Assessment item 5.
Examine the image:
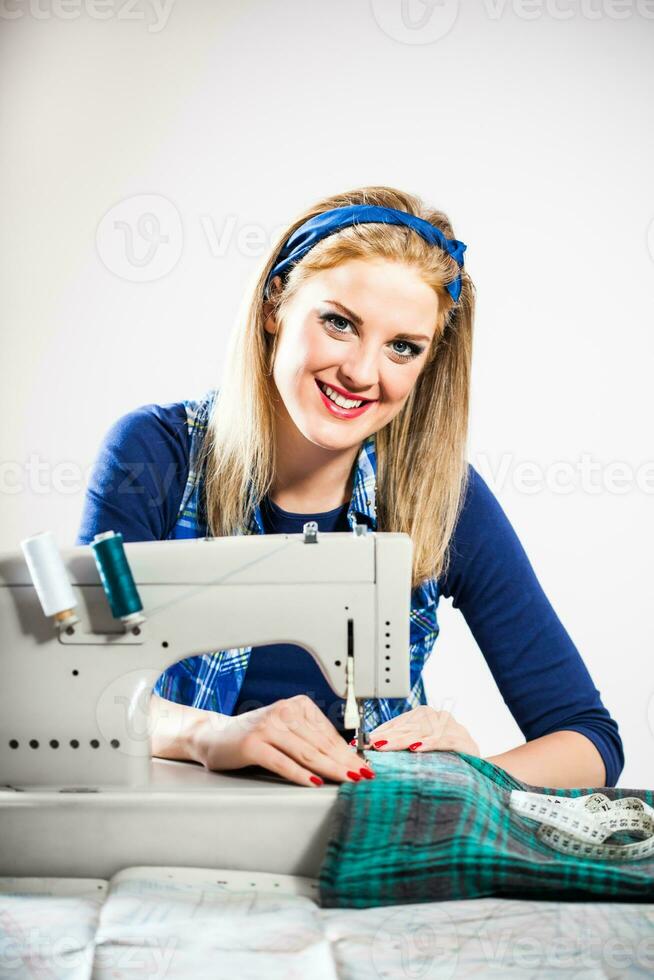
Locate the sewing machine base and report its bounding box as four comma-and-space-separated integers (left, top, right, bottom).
0, 757, 338, 879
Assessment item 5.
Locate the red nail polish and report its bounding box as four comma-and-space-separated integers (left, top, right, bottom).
408, 742, 423, 751
359, 767, 375, 779
349, 738, 356, 746
373, 740, 388, 748
310, 775, 323, 786
346, 770, 361, 782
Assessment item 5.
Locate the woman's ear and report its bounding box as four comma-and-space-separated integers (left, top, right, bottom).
263, 307, 277, 336
263, 275, 283, 335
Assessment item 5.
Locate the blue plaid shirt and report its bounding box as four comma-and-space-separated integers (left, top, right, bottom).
153, 387, 438, 733
76, 386, 623, 781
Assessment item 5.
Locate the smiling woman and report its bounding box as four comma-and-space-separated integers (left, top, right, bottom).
75, 185, 623, 792
262, 257, 444, 452
251, 202, 468, 543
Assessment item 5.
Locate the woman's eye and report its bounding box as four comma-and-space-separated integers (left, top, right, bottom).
319, 313, 423, 362
321, 313, 351, 332
391, 340, 421, 360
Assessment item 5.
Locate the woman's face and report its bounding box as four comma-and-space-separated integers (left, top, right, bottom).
264, 258, 441, 451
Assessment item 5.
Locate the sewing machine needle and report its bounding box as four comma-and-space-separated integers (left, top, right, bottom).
355, 701, 368, 758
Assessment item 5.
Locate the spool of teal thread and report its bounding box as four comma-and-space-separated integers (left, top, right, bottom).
91, 530, 144, 625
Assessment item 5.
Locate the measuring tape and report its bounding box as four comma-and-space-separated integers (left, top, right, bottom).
510, 790, 654, 862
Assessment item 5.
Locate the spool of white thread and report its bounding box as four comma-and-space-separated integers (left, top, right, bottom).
21, 530, 79, 628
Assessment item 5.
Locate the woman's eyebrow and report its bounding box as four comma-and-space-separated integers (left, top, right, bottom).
321, 299, 432, 343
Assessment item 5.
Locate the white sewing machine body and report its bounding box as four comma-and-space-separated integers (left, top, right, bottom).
0, 528, 412, 878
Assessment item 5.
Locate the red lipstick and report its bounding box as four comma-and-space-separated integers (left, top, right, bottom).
319, 380, 376, 403
315, 379, 377, 420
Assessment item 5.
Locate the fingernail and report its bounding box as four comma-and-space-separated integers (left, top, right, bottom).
349, 738, 356, 746
310, 775, 323, 786
373, 740, 388, 748
359, 767, 375, 779
408, 742, 423, 751
346, 770, 362, 782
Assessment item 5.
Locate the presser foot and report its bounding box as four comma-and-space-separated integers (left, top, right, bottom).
354, 700, 370, 757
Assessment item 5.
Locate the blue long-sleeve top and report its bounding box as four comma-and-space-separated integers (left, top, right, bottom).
75, 399, 624, 785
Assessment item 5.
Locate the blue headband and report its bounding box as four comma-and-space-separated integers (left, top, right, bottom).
265, 204, 467, 303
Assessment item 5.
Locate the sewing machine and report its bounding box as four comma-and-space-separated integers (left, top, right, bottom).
0, 525, 412, 879
3, 528, 651, 976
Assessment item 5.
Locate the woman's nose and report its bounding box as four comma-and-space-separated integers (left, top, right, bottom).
338, 354, 379, 393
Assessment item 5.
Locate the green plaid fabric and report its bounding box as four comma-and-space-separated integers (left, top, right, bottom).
318, 751, 654, 908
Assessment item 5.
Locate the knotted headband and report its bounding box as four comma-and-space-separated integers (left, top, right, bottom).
265, 204, 467, 303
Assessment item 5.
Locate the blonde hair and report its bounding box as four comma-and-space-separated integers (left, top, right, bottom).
199, 186, 475, 591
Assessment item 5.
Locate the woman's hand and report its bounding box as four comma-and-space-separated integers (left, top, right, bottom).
189, 694, 375, 788
364, 705, 480, 756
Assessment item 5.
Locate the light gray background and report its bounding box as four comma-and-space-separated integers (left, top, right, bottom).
1, 0, 652, 786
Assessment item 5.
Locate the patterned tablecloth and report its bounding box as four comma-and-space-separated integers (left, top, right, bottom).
2, 866, 654, 979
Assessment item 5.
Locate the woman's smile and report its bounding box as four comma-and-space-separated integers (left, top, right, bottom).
315, 378, 377, 419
